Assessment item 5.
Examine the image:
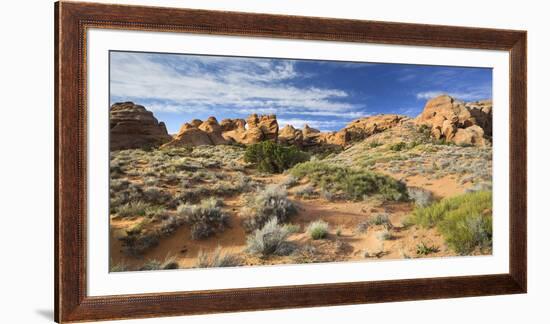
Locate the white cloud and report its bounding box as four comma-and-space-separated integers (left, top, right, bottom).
110, 52, 364, 118
277, 118, 348, 132
397, 107, 422, 116
416, 88, 491, 101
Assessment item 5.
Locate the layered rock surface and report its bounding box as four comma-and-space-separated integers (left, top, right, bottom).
110, 102, 172, 150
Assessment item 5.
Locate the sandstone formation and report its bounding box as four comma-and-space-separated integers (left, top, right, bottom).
415, 95, 492, 146
278, 124, 304, 146
163, 117, 229, 147
110, 102, 172, 150
155, 94, 492, 149
244, 114, 279, 144
198, 117, 227, 145
344, 114, 408, 143
252, 114, 405, 149
167, 114, 279, 147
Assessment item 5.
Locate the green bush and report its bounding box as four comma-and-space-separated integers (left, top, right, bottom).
416, 242, 440, 255
368, 141, 382, 148
389, 142, 407, 151
244, 141, 309, 173
409, 191, 492, 254
306, 220, 329, 240
290, 161, 408, 201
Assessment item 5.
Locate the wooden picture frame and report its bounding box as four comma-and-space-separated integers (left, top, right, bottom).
55, 1, 527, 322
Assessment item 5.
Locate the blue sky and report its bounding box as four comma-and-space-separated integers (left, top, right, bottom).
110, 51, 492, 134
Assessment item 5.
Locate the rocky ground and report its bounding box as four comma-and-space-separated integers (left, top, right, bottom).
109, 95, 493, 272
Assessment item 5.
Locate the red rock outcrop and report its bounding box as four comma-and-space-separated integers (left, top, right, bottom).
241, 114, 279, 144
415, 95, 492, 146
279, 124, 350, 148
163, 117, 229, 147
109, 102, 172, 150
278, 124, 304, 146
168, 114, 280, 147
220, 118, 246, 132
344, 114, 408, 143
198, 117, 227, 145
317, 129, 350, 147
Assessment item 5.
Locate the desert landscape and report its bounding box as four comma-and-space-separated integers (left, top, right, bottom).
109, 94, 493, 272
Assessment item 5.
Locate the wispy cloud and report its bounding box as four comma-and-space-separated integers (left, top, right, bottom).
110, 52, 364, 118
110, 52, 492, 133
277, 118, 348, 132
416, 89, 491, 101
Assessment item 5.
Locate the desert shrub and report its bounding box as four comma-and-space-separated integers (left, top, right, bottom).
417, 124, 431, 138
306, 220, 329, 240
177, 198, 229, 240
409, 191, 492, 254
389, 142, 407, 152
244, 141, 309, 173
142, 187, 172, 204
355, 220, 370, 234
234, 173, 254, 191
195, 247, 242, 268
281, 175, 298, 188
144, 205, 168, 220
212, 181, 237, 195
295, 184, 316, 199
159, 215, 185, 236
440, 210, 492, 254
246, 218, 294, 257
110, 261, 128, 272
377, 229, 394, 241
160, 255, 180, 270
139, 255, 179, 271
241, 185, 297, 232
369, 141, 382, 148
110, 182, 145, 208
143, 177, 159, 186
283, 223, 301, 234
407, 187, 435, 207
407, 140, 421, 149
115, 201, 150, 218
139, 260, 162, 271
125, 218, 151, 236
370, 213, 393, 229
110, 178, 130, 191
416, 242, 440, 255
290, 244, 320, 263
465, 182, 493, 193
290, 161, 407, 201
119, 230, 160, 256
320, 188, 335, 201
110, 163, 125, 178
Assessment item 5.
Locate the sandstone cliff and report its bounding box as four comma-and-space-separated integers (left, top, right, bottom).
110, 102, 172, 150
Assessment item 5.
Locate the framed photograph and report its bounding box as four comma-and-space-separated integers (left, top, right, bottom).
55, 1, 527, 322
